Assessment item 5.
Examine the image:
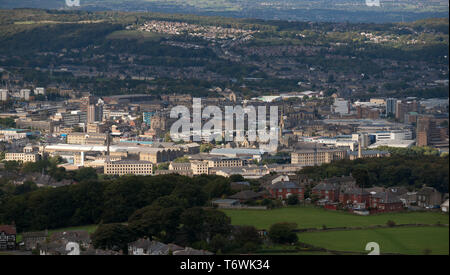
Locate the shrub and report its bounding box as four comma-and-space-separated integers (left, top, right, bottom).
268, 222, 298, 244
386, 220, 396, 227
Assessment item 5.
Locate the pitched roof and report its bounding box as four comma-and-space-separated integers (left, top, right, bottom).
22, 231, 48, 239
342, 188, 370, 195
371, 192, 402, 203
268, 181, 302, 190
313, 182, 339, 191
0, 225, 16, 235
50, 231, 90, 243
172, 247, 213, 255
229, 190, 261, 200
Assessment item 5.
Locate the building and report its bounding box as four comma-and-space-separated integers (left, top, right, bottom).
416, 187, 442, 208
34, 87, 45, 95
139, 148, 183, 163
267, 181, 304, 200
291, 148, 347, 166
212, 199, 241, 208
86, 123, 107, 134
416, 116, 447, 147
5, 152, 40, 163
67, 133, 107, 145
348, 149, 391, 160
229, 190, 262, 203
128, 239, 172, 255
168, 162, 191, 172
22, 230, 48, 250
312, 182, 340, 202
0, 225, 16, 250
369, 192, 403, 213
386, 98, 397, 116
207, 157, 244, 168
333, 98, 350, 115
441, 199, 449, 213
339, 188, 371, 209
0, 89, 8, 101
128, 239, 212, 255
19, 89, 31, 100
15, 120, 55, 133
143, 111, 155, 127
61, 111, 87, 126
104, 160, 153, 176
191, 160, 209, 175
87, 104, 103, 123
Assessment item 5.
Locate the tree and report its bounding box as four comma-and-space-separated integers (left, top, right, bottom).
12, 180, 37, 195
128, 204, 181, 242
180, 208, 232, 244
287, 195, 299, 205
73, 167, 98, 182
91, 223, 135, 254
268, 222, 298, 244
229, 174, 245, 182
233, 226, 262, 252
200, 143, 214, 153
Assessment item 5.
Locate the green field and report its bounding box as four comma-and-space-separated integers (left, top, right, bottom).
298, 226, 449, 255
222, 207, 449, 230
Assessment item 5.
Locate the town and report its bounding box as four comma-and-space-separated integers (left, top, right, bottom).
0, 8, 448, 256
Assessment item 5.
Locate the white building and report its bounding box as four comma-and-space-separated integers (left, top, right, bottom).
333, 98, 349, 115
34, 87, 45, 95
0, 89, 8, 101
20, 89, 31, 100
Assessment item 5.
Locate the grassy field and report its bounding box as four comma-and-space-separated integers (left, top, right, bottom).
298, 226, 449, 255
222, 206, 449, 230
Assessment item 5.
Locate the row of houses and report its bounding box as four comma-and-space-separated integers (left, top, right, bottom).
212, 173, 448, 214
0, 226, 213, 255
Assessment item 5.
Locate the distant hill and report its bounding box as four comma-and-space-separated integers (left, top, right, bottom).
0, 0, 448, 23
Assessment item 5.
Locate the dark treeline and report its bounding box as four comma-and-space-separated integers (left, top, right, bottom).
0, 173, 270, 253
0, 174, 233, 233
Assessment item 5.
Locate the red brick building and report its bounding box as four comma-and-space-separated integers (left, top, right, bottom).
339, 188, 371, 208
312, 182, 340, 202
267, 181, 304, 200
370, 192, 404, 212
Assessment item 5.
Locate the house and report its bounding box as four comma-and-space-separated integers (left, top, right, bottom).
128, 239, 171, 255
271, 175, 290, 185
417, 187, 443, 208
212, 199, 240, 208
399, 191, 417, 207
39, 241, 70, 255
312, 182, 340, 202
339, 188, 370, 208
267, 181, 304, 200
229, 190, 262, 203
172, 247, 214, 255
49, 231, 91, 249
441, 199, 449, 213
323, 175, 356, 188
0, 225, 16, 250
230, 181, 250, 191
370, 192, 404, 213
22, 230, 48, 250
128, 239, 211, 255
